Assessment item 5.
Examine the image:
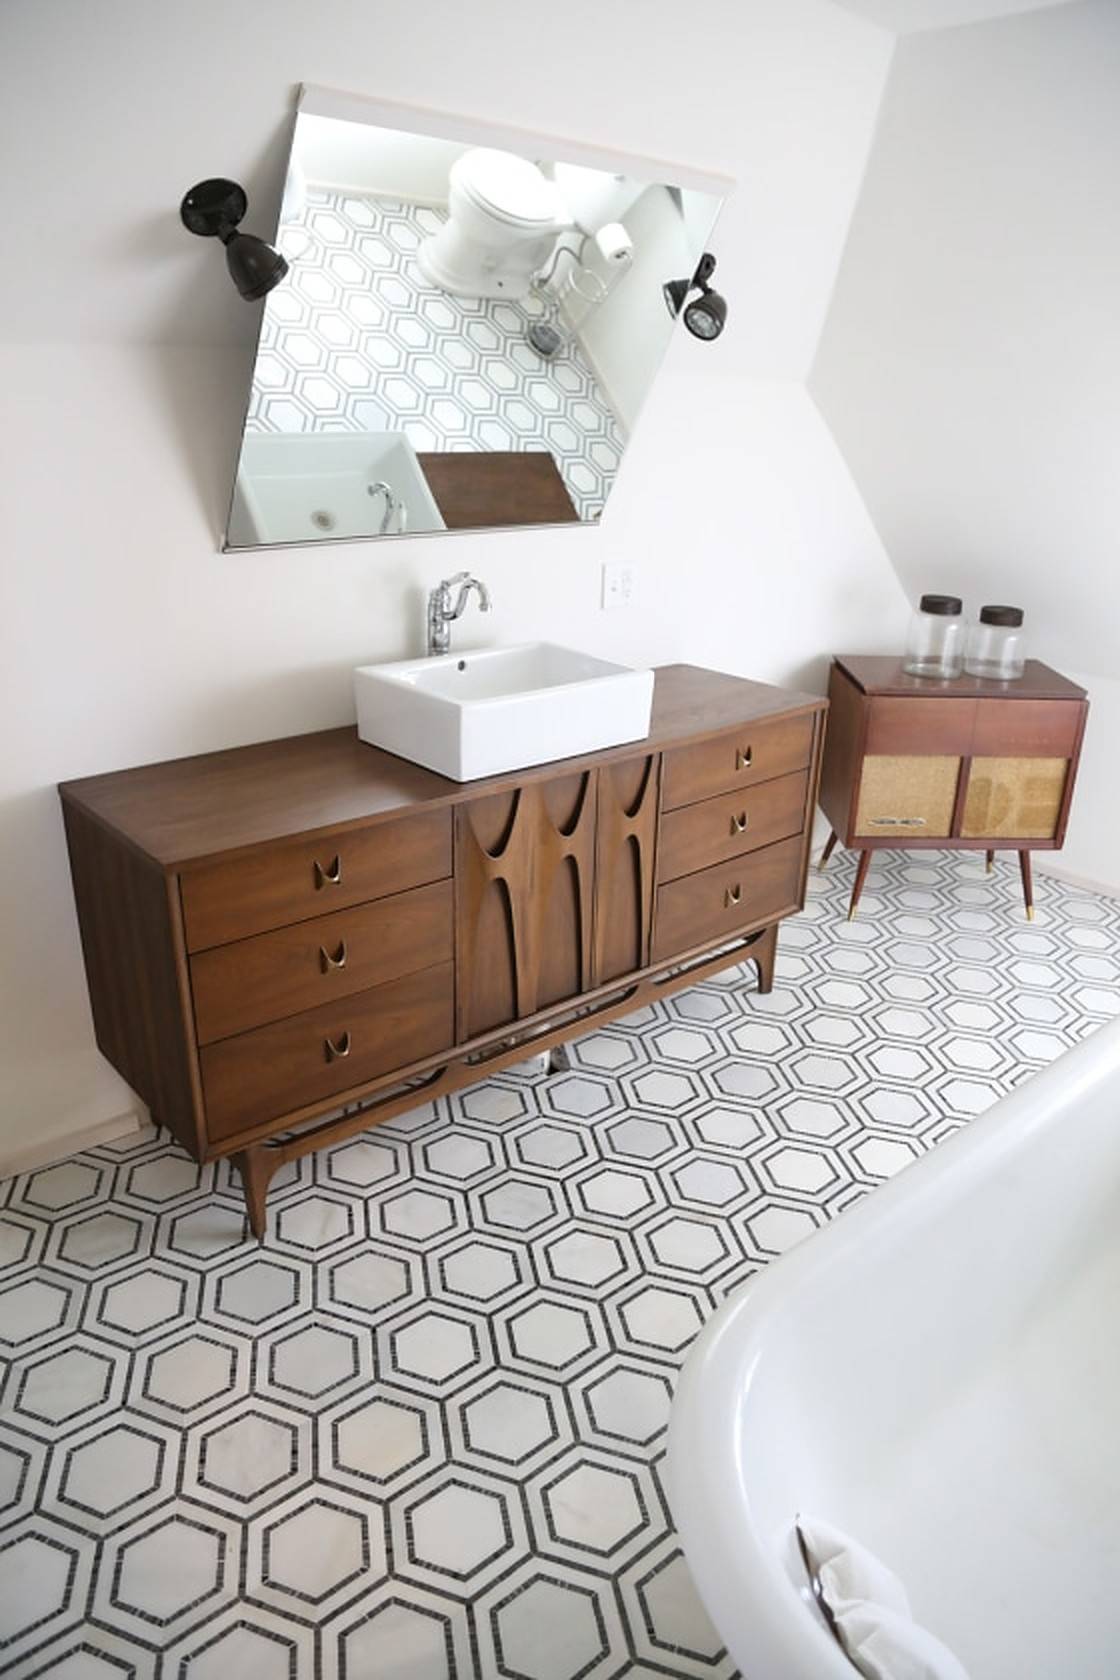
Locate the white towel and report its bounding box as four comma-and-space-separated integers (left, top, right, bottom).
797, 1516, 970, 1680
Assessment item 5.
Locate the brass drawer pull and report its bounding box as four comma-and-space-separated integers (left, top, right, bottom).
730, 811, 749, 835
725, 883, 742, 907
736, 747, 753, 771
314, 854, 343, 889
319, 939, 348, 973
869, 816, 928, 828
324, 1030, 352, 1062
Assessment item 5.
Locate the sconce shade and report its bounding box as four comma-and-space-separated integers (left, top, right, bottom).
179, 177, 288, 301
684, 287, 727, 341
224, 232, 289, 301
662, 251, 727, 341
662, 276, 691, 317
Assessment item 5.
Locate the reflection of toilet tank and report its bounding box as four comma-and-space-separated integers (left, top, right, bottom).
418, 148, 570, 299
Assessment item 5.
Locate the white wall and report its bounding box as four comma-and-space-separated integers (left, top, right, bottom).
811, 0, 1120, 887
1043, 672, 1120, 893
577, 185, 719, 437
811, 0, 1120, 685
0, 0, 906, 1167
292, 113, 463, 204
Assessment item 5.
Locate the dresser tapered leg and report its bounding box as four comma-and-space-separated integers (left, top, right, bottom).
819, 830, 839, 871
848, 851, 872, 920
985, 849, 995, 873
234, 1145, 276, 1241
750, 923, 779, 994
1018, 850, 1034, 921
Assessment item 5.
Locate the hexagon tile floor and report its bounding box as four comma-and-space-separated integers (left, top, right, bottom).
2, 850, 1118, 1677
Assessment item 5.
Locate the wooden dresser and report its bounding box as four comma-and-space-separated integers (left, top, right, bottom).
818, 656, 1088, 919
60, 665, 826, 1235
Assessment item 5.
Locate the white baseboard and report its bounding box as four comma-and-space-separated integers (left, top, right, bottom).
0, 1109, 145, 1181
1032, 857, 1120, 900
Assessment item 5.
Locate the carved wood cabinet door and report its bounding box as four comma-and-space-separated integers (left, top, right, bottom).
592, 753, 660, 986
454, 769, 599, 1041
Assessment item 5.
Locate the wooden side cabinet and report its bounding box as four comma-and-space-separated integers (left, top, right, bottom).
818, 656, 1088, 919
60, 665, 826, 1237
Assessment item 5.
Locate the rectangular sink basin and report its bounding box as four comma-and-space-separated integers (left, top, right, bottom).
354, 643, 655, 782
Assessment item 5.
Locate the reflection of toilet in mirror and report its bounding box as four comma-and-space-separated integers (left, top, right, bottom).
418, 148, 570, 298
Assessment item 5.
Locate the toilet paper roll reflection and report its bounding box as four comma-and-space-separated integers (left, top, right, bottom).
593, 222, 634, 265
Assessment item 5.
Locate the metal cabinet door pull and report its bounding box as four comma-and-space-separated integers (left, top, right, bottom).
725, 884, 742, 907
736, 747, 753, 771
869, 816, 927, 828
314, 855, 343, 888
319, 940, 348, 973
324, 1031, 352, 1062
730, 811, 749, 834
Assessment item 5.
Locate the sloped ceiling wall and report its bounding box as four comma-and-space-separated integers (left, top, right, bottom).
811, 0, 1120, 680
832, 0, 1084, 33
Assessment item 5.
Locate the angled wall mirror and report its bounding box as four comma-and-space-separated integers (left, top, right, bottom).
225, 85, 730, 550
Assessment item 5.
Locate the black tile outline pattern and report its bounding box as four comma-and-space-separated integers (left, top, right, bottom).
0, 852, 1118, 1674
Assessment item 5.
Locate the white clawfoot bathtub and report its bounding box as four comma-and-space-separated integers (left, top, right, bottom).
668, 1015, 1120, 1679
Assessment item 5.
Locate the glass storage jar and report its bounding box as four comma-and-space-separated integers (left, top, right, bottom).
965, 604, 1025, 680
903, 593, 965, 679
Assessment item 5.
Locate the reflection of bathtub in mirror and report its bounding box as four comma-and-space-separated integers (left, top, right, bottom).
227, 432, 445, 548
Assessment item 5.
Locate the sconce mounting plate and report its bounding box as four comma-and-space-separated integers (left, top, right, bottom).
180, 179, 249, 239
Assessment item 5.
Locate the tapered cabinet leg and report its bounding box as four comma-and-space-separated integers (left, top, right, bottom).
234, 1145, 277, 1241
985, 849, 995, 873
1018, 850, 1034, 921
819, 830, 839, 871
750, 923, 779, 994
848, 851, 872, 921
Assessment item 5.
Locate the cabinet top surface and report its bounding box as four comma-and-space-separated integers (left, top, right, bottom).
60, 663, 824, 870
835, 655, 1086, 702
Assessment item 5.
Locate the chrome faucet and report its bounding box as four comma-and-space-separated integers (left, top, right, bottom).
366, 479, 407, 536
427, 572, 492, 656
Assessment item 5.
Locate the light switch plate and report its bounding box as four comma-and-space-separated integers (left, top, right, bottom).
601, 562, 635, 611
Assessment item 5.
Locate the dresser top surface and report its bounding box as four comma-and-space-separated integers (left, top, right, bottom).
835, 656, 1086, 702
60, 663, 824, 869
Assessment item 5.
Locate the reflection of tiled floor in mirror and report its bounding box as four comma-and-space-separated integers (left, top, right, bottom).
2, 850, 1118, 1677
245, 188, 624, 520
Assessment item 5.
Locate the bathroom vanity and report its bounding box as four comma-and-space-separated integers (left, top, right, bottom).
60, 665, 825, 1235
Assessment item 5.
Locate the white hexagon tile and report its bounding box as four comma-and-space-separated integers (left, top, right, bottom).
245, 191, 624, 520
1, 850, 1119, 1675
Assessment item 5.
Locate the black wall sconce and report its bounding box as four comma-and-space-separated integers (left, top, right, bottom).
179, 178, 288, 301
663, 251, 728, 341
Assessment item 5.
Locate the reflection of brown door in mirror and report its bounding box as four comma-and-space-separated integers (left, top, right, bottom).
593, 755, 660, 986
455, 772, 597, 1041
419, 451, 581, 529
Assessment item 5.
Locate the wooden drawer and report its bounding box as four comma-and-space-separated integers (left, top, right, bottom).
661, 714, 813, 812
180, 808, 452, 951
652, 835, 803, 963
200, 962, 454, 1142
865, 697, 975, 756
190, 879, 452, 1045
971, 699, 1082, 758
657, 769, 809, 884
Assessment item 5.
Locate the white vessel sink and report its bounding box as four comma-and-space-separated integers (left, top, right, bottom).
354, 643, 655, 782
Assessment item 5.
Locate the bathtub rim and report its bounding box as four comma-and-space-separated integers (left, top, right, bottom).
667, 1013, 1120, 1680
